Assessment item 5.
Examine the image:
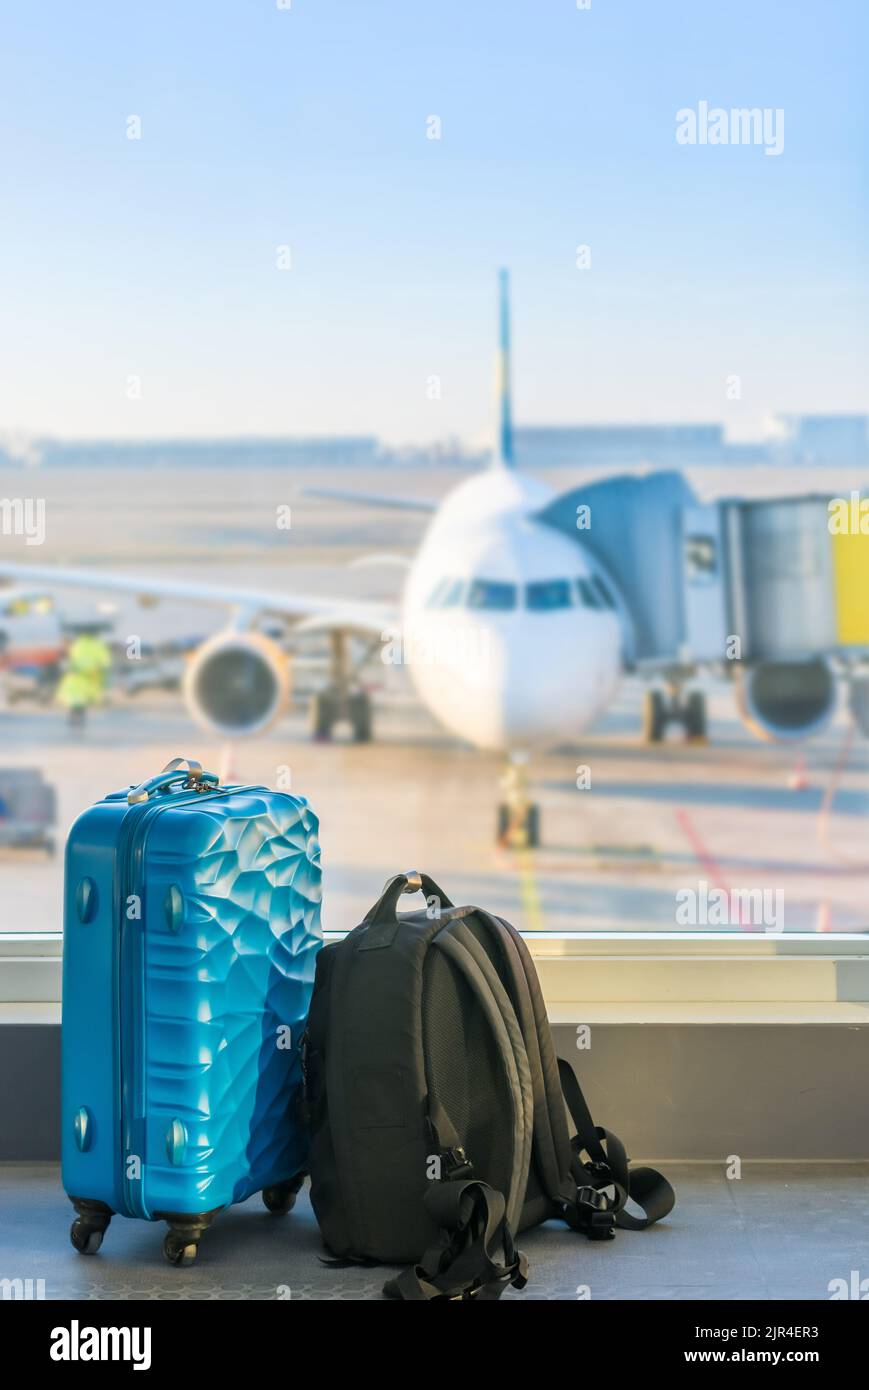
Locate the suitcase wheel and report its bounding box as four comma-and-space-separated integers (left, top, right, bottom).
163, 1231, 198, 1267
70, 1218, 106, 1256
262, 1173, 305, 1215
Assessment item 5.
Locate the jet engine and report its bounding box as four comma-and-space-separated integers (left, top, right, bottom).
736, 658, 837, 742
184, 631, 290, 736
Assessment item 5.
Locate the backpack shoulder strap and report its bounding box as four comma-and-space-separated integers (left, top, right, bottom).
475, 911, 676, 1238
557, 1057, 676, 1234
382, 912, 534, 1300
476, 912, 575, 1205
435, 921, 535, 1235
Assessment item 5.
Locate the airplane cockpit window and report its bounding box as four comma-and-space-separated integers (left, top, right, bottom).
578, 576, 617, 611
425, 578, 451, 608
526, 579, 573, 611
577, 578, 602, 610
467, 579, 518, 611
440, 579, 466, 608
426, 578, 467, 609
591, 576, 616, 610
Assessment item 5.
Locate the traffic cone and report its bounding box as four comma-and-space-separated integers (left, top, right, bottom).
788, 754, 809, 791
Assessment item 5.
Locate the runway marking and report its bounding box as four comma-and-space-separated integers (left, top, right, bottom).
674, 807, 754, 932
516, 847, 545, 931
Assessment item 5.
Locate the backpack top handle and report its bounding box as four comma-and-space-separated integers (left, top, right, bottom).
363, 871, 455, 927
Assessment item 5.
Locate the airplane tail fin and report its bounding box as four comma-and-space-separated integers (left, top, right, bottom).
493, 267, 515, 469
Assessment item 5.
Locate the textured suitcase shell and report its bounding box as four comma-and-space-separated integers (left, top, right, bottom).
61, 778, 321, 1253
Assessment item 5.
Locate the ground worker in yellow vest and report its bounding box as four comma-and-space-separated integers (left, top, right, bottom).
56, 629, 112, 729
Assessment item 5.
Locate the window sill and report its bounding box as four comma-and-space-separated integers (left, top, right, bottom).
546, 1000, 869, 1026
2, 931, 868, 1010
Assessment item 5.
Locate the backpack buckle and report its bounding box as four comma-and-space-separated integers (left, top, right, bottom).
442, 1146, 474, 1181
569, 1186, 616, 1241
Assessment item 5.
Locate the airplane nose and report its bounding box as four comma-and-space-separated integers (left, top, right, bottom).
498, 628, 618, 749
405, 609, 620, 755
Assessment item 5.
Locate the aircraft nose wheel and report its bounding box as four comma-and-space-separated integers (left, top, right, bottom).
497, 759, 540, 848
497, 802, 540, 849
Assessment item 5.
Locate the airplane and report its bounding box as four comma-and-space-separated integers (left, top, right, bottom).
1, 271, 867, 845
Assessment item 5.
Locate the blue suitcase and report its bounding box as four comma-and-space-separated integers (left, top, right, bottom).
61, 757, 322, 1265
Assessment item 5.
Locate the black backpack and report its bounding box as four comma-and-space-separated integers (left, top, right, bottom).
304, 872, 675, 1300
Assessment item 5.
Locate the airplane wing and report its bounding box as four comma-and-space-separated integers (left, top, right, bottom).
0, 562, 398, 639
302, 487, 437, 513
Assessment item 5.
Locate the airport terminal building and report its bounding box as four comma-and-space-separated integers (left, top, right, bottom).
2, 413, 867, 474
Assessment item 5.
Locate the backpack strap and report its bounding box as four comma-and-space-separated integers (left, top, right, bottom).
435, 923, 535, 1235
557, 1057, 675, 1236
474, 911, 575, 1209
383, 915, 535, 1300
382, 1178, 529, 1301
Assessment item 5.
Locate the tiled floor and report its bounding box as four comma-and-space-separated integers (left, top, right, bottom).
2, 1163, 868, 1301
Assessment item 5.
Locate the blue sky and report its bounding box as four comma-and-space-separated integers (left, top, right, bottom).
0, 0, 865, 444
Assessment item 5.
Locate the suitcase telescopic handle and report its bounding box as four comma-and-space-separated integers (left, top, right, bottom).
127, 757, 219, 805
364, 871, 455, 925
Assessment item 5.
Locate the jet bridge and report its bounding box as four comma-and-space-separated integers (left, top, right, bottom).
538, 473, 869, 740
537, 472, 695, 666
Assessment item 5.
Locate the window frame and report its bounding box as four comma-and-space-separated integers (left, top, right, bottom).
3, 928, 868, 1013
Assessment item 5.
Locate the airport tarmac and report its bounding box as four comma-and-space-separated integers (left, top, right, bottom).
2, 672, 868, 936
2, 461, 868, 937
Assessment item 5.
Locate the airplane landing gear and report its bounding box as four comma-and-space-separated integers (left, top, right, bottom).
497, 757, 540, 848
309, 632, 373, 743
310, 687, 372, 743
643, 685, 707, 744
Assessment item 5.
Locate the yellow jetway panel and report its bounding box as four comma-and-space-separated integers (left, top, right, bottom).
831, 521, 869, 646
722, 495, 869, 661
